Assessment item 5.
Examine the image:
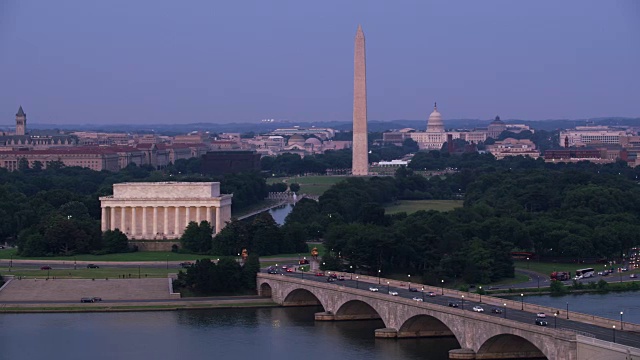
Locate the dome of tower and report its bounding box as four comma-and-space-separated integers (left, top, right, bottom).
426, 103, 445, 132
490, 115, 505, 125
288, 134, 305, 146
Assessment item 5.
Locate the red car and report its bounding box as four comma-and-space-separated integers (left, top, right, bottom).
315, 272, 324, 277
40, 266, 52, 270
286, 268, 294, 273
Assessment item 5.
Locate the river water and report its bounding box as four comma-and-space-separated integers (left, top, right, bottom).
2, 291, 639, 359
268, 203, 294, 225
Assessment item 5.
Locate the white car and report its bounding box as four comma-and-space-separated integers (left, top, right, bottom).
388, 291, 399, 296
472, 306, 484, 312
412, 297, 423, 302
369, 287, 379, 292
536, 312, 546, 318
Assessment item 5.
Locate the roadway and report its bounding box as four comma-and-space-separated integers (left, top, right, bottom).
269, 270, 640, 349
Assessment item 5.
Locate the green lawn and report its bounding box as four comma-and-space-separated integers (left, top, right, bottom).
514, 260, 631, 277
384, 200, 463, 214
268, 175, 348, 196
0, 267, 175, 278
0, 248, 206, 262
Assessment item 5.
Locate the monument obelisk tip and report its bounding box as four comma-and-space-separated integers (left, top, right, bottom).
352, 24, 368, 176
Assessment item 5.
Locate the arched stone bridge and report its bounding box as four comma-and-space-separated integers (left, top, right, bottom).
258, 274, 640, 360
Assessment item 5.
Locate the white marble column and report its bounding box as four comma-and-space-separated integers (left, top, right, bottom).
196, 207, 201, 224
215, 206, 222, 233
185, 206, 191, 227
153, 207, 158, 237
120, 207, 126, 233
142, 207, 148, 237
132, 207, 137, 236
110, 207, 116, 230
174, 207, 180, 235
164, 206, 169, 236
101, 207, 107, 231
206, 206, 212, 224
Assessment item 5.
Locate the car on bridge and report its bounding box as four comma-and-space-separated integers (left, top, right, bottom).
87, 264, 100, 269
327, 277, 336, 283
369, 287, 379, 292
267, 267, 279, 274
92, 297, 102, 302
412, 297, 423, 302
448, 302, 459, 308
388, 291, 399, 296
491, 308, 503, 314
535, 318, 548, 326
315, 272, 324, 277
338, 275, 345, 281
631, 274, 638, 279
179, 262, 193, 268
40, 266, 51, 270
286, 268, 294, 273
427, 291, 436, 297
80, 298, 94, 303
536, 312, 546, 318
408, 287, 418, 292
472, 306, 484, 312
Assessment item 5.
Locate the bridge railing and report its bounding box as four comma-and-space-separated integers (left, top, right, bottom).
321, 272, 640, 333
577, 335, 640, 356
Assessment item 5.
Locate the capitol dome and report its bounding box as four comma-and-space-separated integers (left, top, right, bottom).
426, 102, 444, 133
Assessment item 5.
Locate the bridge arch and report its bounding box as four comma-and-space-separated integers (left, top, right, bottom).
476, 333, 547, 359
334, 299, 384, 323
259, 283, 272, 297
282, 288, 324, 308
398, 314, 458, 340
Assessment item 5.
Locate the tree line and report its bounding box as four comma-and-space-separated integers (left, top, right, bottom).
282, 155, 640, 285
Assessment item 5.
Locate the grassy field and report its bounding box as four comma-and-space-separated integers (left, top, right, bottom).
268, 175, 348, 196
384, 200, 463, 214
0, 248, 206, 261
514, 260, 638, 277
0, 267, 175, 278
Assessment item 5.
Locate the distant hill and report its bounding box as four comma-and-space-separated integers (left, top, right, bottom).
11, 117, 640, 135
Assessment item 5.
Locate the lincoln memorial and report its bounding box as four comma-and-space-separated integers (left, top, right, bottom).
99, 182, 233, 243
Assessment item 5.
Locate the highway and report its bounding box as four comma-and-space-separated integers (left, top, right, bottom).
270, 270, 640, 349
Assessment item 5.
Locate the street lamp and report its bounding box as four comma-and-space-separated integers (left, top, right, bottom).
620, 311, 624, 330
9, 254, 12, 272
350, 265, 353, 279
301, 266, 304, 279
520, 293, 524, 310
526, 257, 530, 269
503, 303, 507, 319
566, 302, 569, 319
421, 286, 425, 301
461, 295, 465, 310
554, 313, 557, 328
138, 265, 141, 279
613, 325, 616, 343
356, 276, 359, 289
441, 279, 444, 295
378, 269, 381, 284
478, 286, 482, 303
407, 274, 411, 288
387, 281, 390, 293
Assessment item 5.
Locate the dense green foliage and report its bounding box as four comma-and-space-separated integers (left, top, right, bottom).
212, 212, 308, 256
0, 164, 267, 256
283, 155, 640, 284
180, 221, 214, 253
173, 255, 260, 295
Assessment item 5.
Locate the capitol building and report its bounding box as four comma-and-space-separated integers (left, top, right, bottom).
384, 103, 488, 150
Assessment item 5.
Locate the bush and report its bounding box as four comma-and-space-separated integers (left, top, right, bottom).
596, 279, 609, 291
550, 280, 567, 295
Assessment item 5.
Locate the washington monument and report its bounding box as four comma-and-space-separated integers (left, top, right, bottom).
352, 25, 368, 176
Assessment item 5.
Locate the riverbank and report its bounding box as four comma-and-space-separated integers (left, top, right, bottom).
0, 298, 277, 314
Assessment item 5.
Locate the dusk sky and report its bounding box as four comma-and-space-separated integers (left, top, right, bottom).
1, 1, 639, 125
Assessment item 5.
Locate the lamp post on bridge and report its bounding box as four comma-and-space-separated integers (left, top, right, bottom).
378, 269, 381, 284
356, 276, 359, 289
503, 303, 507, 319
386, 281, 390, 294
620, 311, 624, 330
478, 286, 482, 303
421, 286, 425, 301
407, 274, 411, 288
613, 325, 616, 343
520, 293, 524, 310
461, 295, 465, 310
441, 279, 444, 295
554, 313, 557, 328
566, 302, 569, 319
350, 266, 353, 279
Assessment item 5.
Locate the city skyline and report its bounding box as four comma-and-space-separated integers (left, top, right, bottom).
1, 1, 639, 125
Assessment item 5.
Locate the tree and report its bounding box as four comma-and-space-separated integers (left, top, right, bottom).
241, 253, 261, 290
180, 221, 213, 253
289, 183, 301, 193
102, 229, 129, 253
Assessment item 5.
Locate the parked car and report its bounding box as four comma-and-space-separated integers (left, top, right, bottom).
87, 264, 99, 269
631, 274, 638, 279
327, 277, 336, 282
369, 287, 379, 292
179, 262, 193, 268
491, 308, 503, 314
388, 291, 399, 296
40, 266, 51, 270
80, 298, 94, 303
92, 297, 102, 302
472, 306, 484, 312
298, 259, 309, 265
536, 312, 546, 318
408, 287, 418, 292
315, 272, 324, 277
448, 302, 459, 308
535, 318, 548, 326
412, 297, 423, 302
427, 292, 436, 297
